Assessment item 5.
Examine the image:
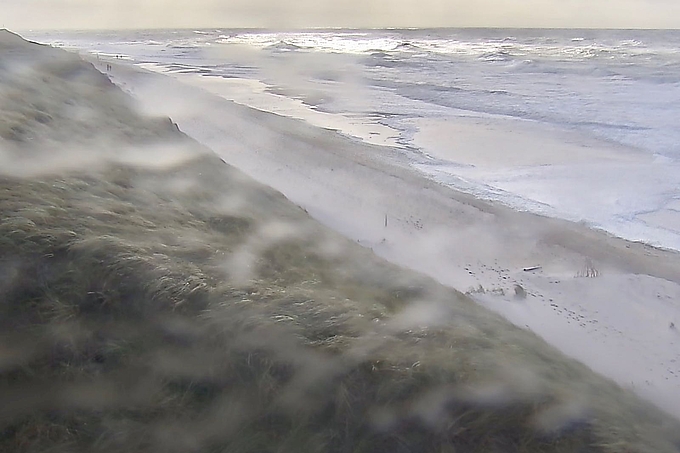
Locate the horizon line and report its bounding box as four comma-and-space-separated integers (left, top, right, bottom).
9, 25, 680, 33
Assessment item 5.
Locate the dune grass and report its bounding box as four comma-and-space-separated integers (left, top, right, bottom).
1, 29, 680, 452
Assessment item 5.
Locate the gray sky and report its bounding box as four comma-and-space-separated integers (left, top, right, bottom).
4, 0, 680, 30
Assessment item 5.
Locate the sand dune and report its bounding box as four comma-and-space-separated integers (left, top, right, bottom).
2, 29, 680, 452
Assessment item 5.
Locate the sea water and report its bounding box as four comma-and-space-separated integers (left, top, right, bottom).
25, 29, 680, 250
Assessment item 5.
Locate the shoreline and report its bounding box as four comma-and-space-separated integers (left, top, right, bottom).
101, 56, 680, 277
97, 56, 680, 420
127, 59, 680, 253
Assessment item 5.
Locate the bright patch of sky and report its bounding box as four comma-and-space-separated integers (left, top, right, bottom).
3, 0, 680, 30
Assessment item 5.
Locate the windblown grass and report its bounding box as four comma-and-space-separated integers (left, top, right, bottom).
1, 29, 679, 453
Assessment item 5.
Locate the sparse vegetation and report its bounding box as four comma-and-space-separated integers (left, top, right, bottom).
467, 284, 486, 295
576, 258, 600, 278
514, 284, 527, 299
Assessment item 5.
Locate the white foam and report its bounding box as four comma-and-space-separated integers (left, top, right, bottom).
407, 115, 680, 250
136, 62, 404, 149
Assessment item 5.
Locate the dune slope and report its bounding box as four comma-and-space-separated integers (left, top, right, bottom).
1, 30, 680, 453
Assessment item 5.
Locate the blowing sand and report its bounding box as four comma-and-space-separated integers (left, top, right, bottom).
99, 57, 680, 420
4, 30, 680, 451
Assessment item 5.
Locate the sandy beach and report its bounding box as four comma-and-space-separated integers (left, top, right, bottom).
100, 58, 680, 419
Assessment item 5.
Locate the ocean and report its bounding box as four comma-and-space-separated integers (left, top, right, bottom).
25, 28, 680, 250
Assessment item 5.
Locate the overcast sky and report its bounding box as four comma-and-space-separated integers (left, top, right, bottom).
3, 0, 680, 30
